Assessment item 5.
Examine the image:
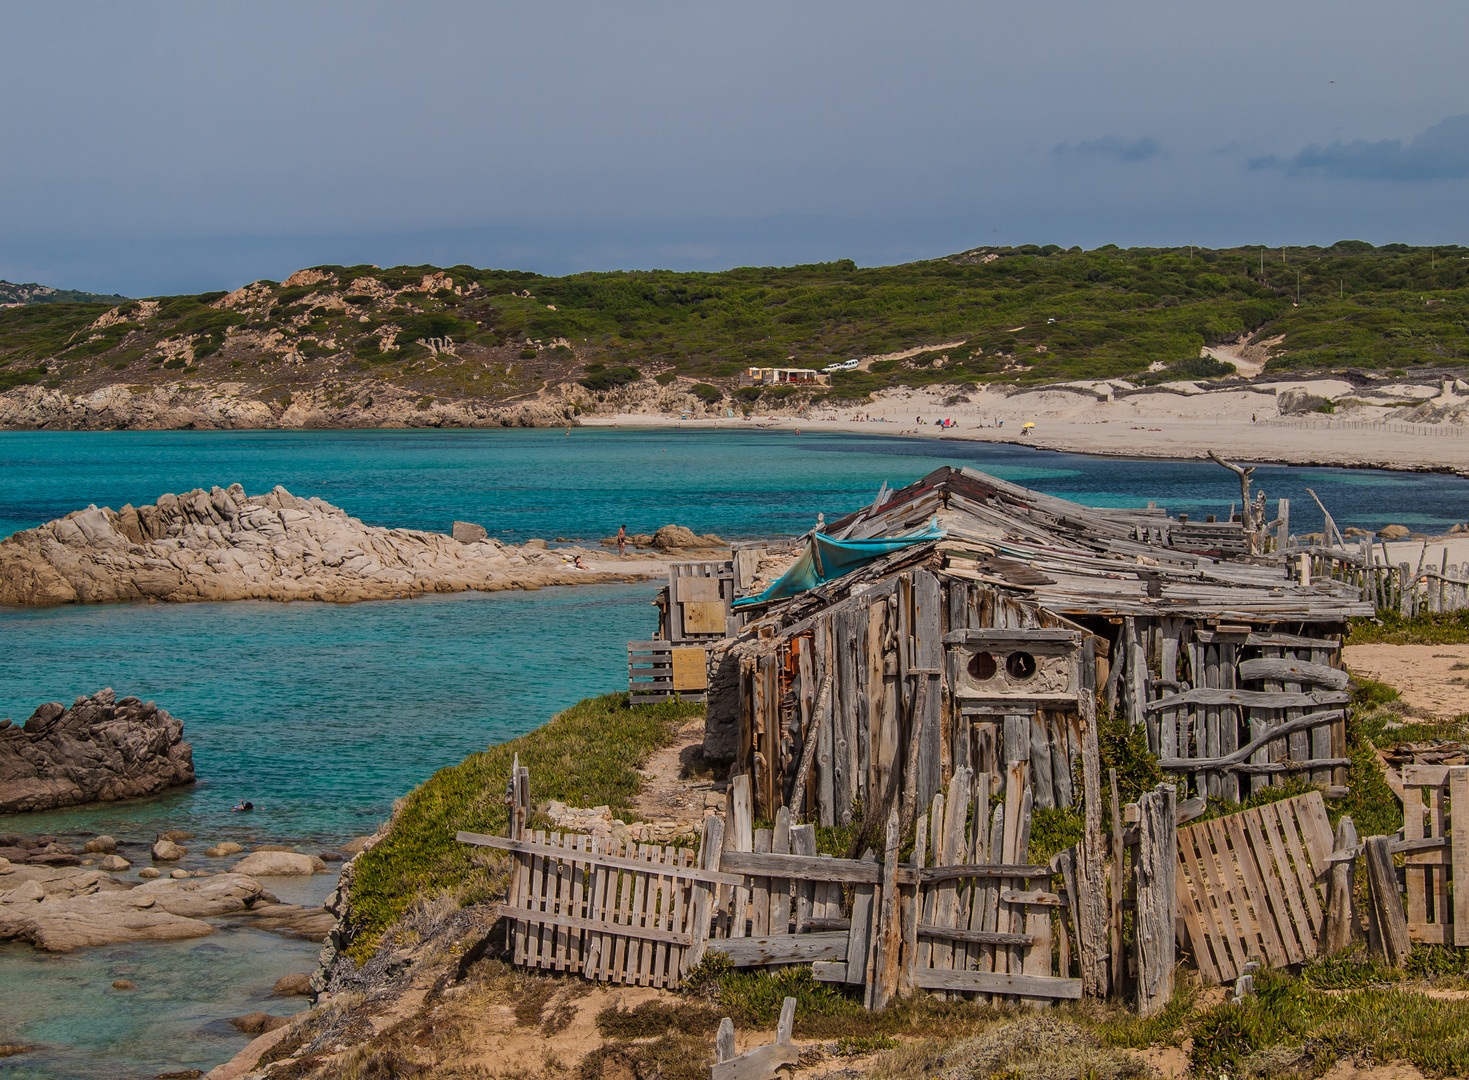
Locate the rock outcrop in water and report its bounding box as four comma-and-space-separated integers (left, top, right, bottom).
0, 483, 667, 605
0, 864, 308, 951
0, 690, 195, 814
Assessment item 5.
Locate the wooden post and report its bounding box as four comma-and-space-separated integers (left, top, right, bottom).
1451, 768, 1469, 947
870, 807, 902, 1009
1108, 767, 1124, 998
899, 808, 927, 996
1365, 835, 1411, 967
1075, 638, 1110, 998
684, 814, 725, 973
1134, 784, 1176, 1017
727, 774, 754, 939
1322, 815, 1360, 955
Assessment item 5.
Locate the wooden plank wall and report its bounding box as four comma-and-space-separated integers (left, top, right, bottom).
1132, 625, 1348, 799
739, 569, 1086, 829
668, 561, 736, 642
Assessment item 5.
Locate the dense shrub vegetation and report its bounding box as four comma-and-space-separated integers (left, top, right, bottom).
3, 242, 1466, 402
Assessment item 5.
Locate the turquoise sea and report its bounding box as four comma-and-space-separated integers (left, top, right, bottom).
4, 428, 1469, 1078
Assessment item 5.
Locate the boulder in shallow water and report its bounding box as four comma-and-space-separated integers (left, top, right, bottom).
452, 521, 488, 543
112, 978, 135, 990
204, 842, 244, 857
272, 972, 313, 996
230, 851, 325, 876
84, 835, 116, 854
0, 690, 194, 813
229, 1012, 291, 1035
157, 830, 193, 842
151, 840, 186, 861
99, 855, 130, 871
138, 867, 161, 879
1378, 524, 1410, 539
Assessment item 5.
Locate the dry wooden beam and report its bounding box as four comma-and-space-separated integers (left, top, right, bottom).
457, 832, 746, 887
916, 924, 1034, 946
711, 932, 850, 967
1145, 688, 1349, 712
1153, 709, 1343, 771
914, 968, 1083, 998
1365, 835, 1412, 967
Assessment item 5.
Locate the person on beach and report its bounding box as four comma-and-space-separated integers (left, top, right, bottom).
617, 525, 627, 558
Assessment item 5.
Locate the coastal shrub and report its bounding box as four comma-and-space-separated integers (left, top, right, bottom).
579, 364, 641, 392
692, 383, 721, 403
345, 692, 703, 962
654, 369, 677, 385
519, 347, 539, 359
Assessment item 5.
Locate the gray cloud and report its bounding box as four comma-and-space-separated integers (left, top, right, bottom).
1250, 114, 1469, 181
1055, 136, 1161, 163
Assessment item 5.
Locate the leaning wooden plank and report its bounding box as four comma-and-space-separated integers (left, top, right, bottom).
918, 924, 1034, 946
845, 849, 877, 985
915, 969, 1083, 998
457, 832, 746, 887
684, 815, 725, 973
1255, 803, 1318, 959
1365, 835, 1413, 966
1269, 800, 1326, 934
812, 961, 849, 982
1000, 889, 1062, 906
1154, 709, 1344, 771
711, 932, 851, 966
1239, 810, 1306, 965
1173, 847, 1220, 985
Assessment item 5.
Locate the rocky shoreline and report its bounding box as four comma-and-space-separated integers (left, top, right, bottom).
0, 484, 688, 605
0, 689, 194, 813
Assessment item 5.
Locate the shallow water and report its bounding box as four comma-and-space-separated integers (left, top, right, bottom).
4, 428, 1469, 1077
0, 875, 336, 1080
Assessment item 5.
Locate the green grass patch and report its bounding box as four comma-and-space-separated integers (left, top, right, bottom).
1189, 965, 1469, 1078
1349, 611, 1469, 645
345, 691, 703, 962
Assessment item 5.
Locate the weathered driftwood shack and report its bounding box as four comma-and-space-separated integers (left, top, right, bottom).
704, 465, 1371, 829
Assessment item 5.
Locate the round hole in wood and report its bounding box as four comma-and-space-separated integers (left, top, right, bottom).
1005, 650, 1037, 680
967, 651, 997, 681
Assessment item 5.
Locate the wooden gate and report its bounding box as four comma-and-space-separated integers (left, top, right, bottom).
1401, 764, 1469, 945
1174, 790, 1333, 984
458, 758, 738, 987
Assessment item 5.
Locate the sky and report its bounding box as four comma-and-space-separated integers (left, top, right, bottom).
2, 1, 1467, 296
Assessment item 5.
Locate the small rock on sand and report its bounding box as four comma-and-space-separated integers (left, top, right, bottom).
272, 972, 313, 996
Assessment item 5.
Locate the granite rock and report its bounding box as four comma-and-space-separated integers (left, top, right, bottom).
0, 485, 662, 606
0, 690, 195, 813
229, 851, 325, 876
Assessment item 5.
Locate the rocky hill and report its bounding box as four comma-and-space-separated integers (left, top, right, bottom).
0, 279, 129, 309
1, 244, 1465, 430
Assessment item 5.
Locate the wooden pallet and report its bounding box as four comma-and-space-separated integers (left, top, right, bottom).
1174, 790, 1333, 984
628, 641, 708, 704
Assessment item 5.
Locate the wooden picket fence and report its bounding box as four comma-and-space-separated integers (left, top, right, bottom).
458, 754, 1183, 1008
1173, 790, 1334, 984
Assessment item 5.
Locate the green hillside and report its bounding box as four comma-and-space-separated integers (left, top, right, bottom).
1, 242, 1465, 403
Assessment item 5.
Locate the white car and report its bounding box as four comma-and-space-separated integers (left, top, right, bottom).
822, 362, 842, 373
840, 358, 861, 370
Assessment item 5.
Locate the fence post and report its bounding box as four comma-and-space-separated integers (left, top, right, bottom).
1365, 835, 1411, 966
1322, 816, 1360, 954
1134, 784, 1176, 1016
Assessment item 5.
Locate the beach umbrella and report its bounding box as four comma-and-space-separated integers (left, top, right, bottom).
1022, 421, 1035, 431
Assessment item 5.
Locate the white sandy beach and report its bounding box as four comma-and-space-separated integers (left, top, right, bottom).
585, 375, 1469, 475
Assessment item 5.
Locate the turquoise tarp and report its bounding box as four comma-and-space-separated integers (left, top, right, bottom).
733, 518, 945, 607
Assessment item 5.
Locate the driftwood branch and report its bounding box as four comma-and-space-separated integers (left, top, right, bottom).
789, 671, 833, 822
1209, 450, 1261, 553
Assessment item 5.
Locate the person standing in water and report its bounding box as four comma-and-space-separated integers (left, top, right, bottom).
617, 524, 627, 558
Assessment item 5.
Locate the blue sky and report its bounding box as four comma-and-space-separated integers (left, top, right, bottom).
2, 1, 1466, 296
